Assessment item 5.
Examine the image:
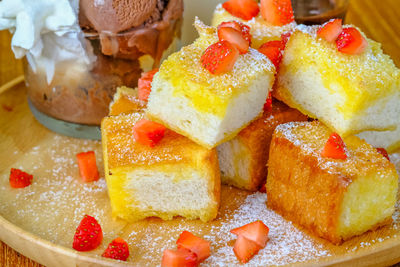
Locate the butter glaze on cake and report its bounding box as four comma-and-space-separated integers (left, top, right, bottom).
274, 25, 400, 137
147, 18, 275, 148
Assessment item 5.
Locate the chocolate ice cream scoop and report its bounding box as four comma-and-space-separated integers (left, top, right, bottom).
80, 0, 158, 33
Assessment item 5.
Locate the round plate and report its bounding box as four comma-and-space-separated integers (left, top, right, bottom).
1, 85, 400, 267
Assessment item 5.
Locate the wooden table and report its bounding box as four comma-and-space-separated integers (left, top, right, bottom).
1, 0, 400, 266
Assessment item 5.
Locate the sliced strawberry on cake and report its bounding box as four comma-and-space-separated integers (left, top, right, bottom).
321, 132, 347, 160
260, 0, 294, 26
222, 0, 260, 21
317, 19, 343, 42
336, 27, 368, 55
132, 118, 166, 147
201, 40, 239, 74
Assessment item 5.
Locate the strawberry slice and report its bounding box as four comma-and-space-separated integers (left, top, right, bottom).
201, 40, 239, 74
260, 0, 294, 26
231, 220, 269, 247
102, 237, 130, 261
222, 0, 260, 21
263, 92, 273, 113
138, 69, 158, 102
218, 21, 252, 46
76, 151, 100, 182
321, 132, 347, 159
233, 235, 262, 263
217, 26, 249, 54
317, 19, 343, 43
376, 147, 390, 161
258, 40, 283, 69
336, 27, 367, 55
176, 231, 210, 263
73, 215, 103, 251
161, 248, 198, 267
132, 118, 166, 147
9, 168, 33, 188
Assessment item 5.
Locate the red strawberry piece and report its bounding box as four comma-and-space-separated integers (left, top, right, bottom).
231, 220, 269, 247
161, 248, 198, 267
260, 0, 294, 26
336, 27, 367, 55
132, 118, 166, 147
218, 21, 252, 46
317, 19, 343, 43
222, 0, 260, 21
321, 132, 347, 159
138, 68, 158, 102
376, 147, 390, 161
263, 92, 273, 112
102, 237, 130, 261
176, 231, 210, 263
258, 40, 283, 69
9, 168, 33, 188
76, 151, 100, 182
233, 235, 262, 263
217, 26, 249, 54
201, 40, 239, 74
73, 215, 103, 251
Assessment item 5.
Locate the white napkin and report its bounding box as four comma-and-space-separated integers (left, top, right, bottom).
0, 0, 94, 84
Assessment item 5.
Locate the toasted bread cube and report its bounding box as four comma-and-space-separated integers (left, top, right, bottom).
101, 112, 220, 222
274, 27, 400, 137
146, 19, 275, 149
217, 101, 307, 191
211, 3, 296, 48
267, 121, 398, 244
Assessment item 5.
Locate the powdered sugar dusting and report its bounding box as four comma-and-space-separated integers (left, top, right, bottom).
205, 192, 330, 266
0, 135, 126, 250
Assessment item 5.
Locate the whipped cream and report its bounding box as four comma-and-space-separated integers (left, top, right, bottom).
0, 0, 94, 84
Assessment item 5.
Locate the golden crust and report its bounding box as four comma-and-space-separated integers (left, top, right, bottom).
222, 101, 307, 191
102, 88, 220, 222
266, 121, 397, 244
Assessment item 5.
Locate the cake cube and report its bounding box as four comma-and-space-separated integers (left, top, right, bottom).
217, 100, 307, 191
274, 27, 400, 137
267, 121, 398, 244
211, 3, 296, 48
146, 19, 275, 149
101, 88, 220, 222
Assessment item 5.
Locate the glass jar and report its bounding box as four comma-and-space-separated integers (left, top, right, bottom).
25, 19, 181, 139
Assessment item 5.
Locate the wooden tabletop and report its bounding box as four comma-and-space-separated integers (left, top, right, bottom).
1, 0, 400, 266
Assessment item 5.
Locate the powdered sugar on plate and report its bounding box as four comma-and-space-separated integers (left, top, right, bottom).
205, 192, 330, 266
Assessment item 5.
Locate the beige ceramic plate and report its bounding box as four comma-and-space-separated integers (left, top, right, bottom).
1, 0, 400, 264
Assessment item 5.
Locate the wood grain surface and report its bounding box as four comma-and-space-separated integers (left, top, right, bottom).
1, 0, 400, 266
